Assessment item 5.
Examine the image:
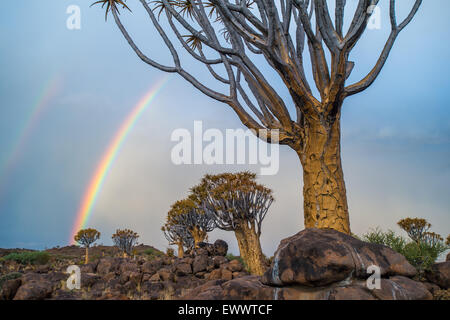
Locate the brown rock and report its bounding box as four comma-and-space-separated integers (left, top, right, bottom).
13, 280, 53, 300
80, 263, 97, 274
263, 228, 417, 287
193, 255, 209, 274
226, 260, 243, 272
212, 256, 228, 268
421, 281, 441, 295
149, 273, 161, 282
213, 240, 228, 256
158, 269, 174, 282
208, 269, 222, 280
119, 262, 139, 273
425, 262, 450, 289
142, 259, 163, 275
221, 269, 233, 281
97, 258, 122, 275
175, 263, 192, 276
80, 273, 101, 289
329, 286, 376, 300
0, 279, 22, 300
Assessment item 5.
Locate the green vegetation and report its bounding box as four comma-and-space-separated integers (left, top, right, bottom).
144, 248, 163, 259
166, 248, 175, 258
362, 218, 449, 273
0, 272, 22, 290
0, 251, 51, 265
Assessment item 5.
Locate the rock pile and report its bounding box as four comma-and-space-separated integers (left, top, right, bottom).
182, 229, 437, 300
0, 239, 248, 300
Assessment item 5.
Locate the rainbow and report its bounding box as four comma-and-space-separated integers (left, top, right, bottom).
70, 76, 170, 243
0, 75, 62, 191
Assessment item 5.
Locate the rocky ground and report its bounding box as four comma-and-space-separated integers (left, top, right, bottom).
1, 229, 449, 300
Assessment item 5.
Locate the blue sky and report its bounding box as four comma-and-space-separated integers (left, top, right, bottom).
0, 1, 449, 256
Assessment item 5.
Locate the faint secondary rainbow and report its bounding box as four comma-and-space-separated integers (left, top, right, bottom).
70, 76, 170, 243
0, 75, 62, 190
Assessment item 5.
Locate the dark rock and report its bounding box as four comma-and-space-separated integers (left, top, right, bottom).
420, 282, 440, 295
149, 273, 161, 282
262, 228, 417, 287
80, 263, 97, 274
198, 242, 215, 256
142, 259, 163, 275
193, 255, 209, 274
13, 280, 53, 300
119, 262, 139, 274
97, 258, 122, 275
0, 279, 22, 300
158, 268, 174, 282
225, 260, 244, 272
81, 273, 101, 289
208, 269, 222, 280
329, 286, 376, 300
446, 253, 450, 262
214, 240, 228, 256
212, 256, 228, 268
175, 263, 192, 276
425, 261, 450, 289
221, 269, 233, 281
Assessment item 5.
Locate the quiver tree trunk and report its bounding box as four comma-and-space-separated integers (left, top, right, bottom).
296, 115, 350, 234
85, 247, 89, 264
177, 243, 184, 258
191, 227, 207, 248
234, 222, 266, 276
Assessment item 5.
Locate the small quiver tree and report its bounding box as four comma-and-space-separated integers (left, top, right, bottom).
162, 223, 194, 258
112, 229, 139, 258
192, 172, 273, 275
167, 198, 216, 248
74, 228, 101, 264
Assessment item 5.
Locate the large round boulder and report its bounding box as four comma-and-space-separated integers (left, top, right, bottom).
425, 261, 450, 289
262, 228, 417, 287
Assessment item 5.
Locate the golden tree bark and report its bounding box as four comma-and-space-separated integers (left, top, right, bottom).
177, 243, 184, 258
85, 247, 89, 265
235, 223, 266, 276
297, 116, 351, 234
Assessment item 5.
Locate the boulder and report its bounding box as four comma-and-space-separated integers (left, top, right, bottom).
425, 261, 450, 289
221, 269, 233, 281
119, 262, 139, 274
80, 273, 102, 289
142, 259, 163, 275
175, 263, 192, 276
212, 256, 228, 268
97, 258, 122, 275
182, 275, 432, 300
225, 260, 244, 272
446, 253, 450, 262
193, 255, 209, 274
0, 279, 22, 300
13, 280, 53, 300
80, 263, 97, 274
214, 240, 228, 256
262, 228, 417, 287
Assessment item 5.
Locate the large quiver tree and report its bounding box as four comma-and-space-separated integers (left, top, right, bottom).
93, 0, 423, 234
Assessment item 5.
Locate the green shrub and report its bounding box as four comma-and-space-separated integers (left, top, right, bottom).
1, 251, 51, 265
144, 248, 163, 259
0, 272, 22, 289
362, 227, 448, 273
166, 248, 175, 257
